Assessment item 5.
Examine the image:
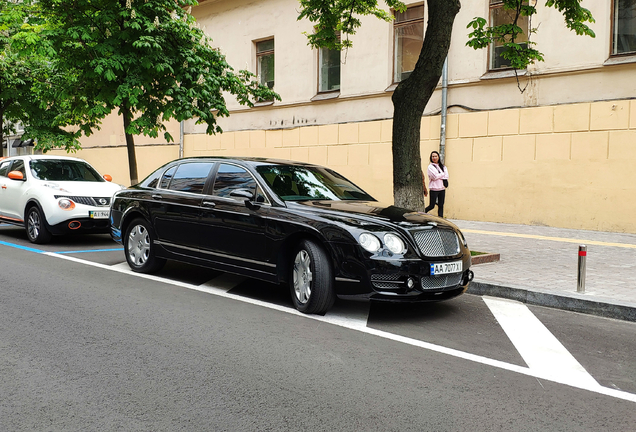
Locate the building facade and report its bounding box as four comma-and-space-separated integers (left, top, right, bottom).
54, 0, 636, 232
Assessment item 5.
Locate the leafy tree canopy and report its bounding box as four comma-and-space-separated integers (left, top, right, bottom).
1, 0, 81, 152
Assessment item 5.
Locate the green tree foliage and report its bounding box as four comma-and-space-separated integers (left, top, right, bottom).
0, 0, 81, 155
37, 0, 278, 184
298, 0, 595, 210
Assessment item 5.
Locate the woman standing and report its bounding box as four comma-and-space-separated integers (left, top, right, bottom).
424, 151, 448, 217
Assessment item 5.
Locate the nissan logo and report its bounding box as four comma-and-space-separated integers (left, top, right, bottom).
98, 198, 107, 205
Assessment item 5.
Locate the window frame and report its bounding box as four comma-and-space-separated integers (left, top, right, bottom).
488, 0, 530, 71
255, 38, 275, 91
211, 162, 271, 205
317, 33, 341, 94
611, 0, 636, 57
392, 3, 425, 84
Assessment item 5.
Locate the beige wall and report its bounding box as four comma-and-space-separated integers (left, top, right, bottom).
184, 98, 636, 233
48, 112, 180, 186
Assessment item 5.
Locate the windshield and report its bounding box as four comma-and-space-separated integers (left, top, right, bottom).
30, 160, 104, 182
256, 165, 375, 201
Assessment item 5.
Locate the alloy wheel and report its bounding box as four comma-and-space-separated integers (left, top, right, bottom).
127, 224, 151, 266
27, 210, 41, 240
293, 249, 313, 304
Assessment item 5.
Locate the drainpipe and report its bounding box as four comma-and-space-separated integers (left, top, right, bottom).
179, 120, 184, 159
439, 56, 448, 163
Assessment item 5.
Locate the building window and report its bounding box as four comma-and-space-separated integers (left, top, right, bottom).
613, 0, 636, 55
394, 4, 424, 82
318, 39, 341, 93
256, 39, 275, 89
489, 0, 529, 70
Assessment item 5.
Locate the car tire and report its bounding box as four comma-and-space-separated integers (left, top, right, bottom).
289, 239, 335, 315
124, 218, 166, 273
25, 206, 52, 244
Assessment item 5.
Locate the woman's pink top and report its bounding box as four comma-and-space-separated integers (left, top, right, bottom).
427, 163, 448, 191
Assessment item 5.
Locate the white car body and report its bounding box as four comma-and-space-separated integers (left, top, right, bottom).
0, 155, 124, 243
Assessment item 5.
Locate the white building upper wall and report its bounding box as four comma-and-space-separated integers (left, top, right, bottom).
191, 0, 635, 130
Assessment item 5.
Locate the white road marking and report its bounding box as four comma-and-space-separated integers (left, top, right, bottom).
200, 273, 247, 293
44, 252, 636, 403
483, 296, 599, 388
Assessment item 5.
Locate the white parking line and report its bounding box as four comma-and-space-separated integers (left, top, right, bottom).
483, 296, 599, 388
44, 252, 636, 403
200, 274, 247, 293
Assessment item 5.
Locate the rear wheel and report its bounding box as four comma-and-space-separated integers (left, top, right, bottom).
124, 218, 166, 273
289, 239, 335, 314
25, 206, 52, 244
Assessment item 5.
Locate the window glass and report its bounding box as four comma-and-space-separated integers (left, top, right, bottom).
614, 0, 636, 55
394, 5, 424, 82
167, 162, 213, 193
11, 160, 26, 176
213, 164, 257, 199
0, 160, 11, 177
140, 168, 162, 189
256, 165, 375, 202
29, 160, 103, 182
256, 39, 275, 90
159, 166, 177, 189
319, 32, 341, 92
490, 1, 529, 69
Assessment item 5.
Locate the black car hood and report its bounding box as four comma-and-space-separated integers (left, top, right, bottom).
287, 200, 458, 231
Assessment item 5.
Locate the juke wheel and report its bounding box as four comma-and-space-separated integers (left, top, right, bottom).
290, 239, 335, 315
25, 206, 52, 244
124, 218, 165, 273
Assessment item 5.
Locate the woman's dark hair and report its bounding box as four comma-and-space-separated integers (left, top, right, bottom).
430, 151, 444, 171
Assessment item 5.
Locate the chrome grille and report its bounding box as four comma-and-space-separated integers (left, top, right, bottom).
55, 195, 111, 207
412, 229, 460, 257
420, 273, 463, 290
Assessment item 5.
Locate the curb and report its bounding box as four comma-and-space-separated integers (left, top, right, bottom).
467, 281, 636, 322
471, 253, 500, 265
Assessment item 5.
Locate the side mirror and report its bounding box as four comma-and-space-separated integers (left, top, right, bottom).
229, 188, 255, 200
103, 174, 113, 182
8, 171, 25, 181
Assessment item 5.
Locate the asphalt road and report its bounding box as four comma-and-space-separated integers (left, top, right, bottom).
1, 225, 635, 431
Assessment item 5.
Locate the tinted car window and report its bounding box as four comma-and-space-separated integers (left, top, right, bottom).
0, 160, 11, 177
213, 164, 257, 199
167, 162, 213, 193
30, 160, 103, 182
159, 166, 176, 189
12, 160, 26, 176
256, 165, 375, 201
140, 168, 162, 188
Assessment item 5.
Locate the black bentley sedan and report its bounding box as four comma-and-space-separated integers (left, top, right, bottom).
110, 157, 473, 314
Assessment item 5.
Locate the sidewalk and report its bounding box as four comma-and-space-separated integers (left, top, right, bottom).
450, 219, 636, 322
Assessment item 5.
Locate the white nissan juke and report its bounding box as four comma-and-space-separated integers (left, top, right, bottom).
0, 155, 125, 244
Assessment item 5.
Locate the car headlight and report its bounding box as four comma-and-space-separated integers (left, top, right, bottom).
58, 199, 75, 210
384, 233, 406, 254
359, 233, 381, 253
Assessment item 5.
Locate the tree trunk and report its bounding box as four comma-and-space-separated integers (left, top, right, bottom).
0, 107, 4, 158
121, 106, 139, 185
391, 0, 461, 211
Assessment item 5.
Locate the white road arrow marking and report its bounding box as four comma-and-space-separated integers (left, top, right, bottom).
483, 296, 599, 388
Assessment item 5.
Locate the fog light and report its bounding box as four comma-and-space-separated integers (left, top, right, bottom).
407, 277, 415, 289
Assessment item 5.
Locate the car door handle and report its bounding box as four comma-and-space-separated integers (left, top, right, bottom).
152, 194, 163, 200
202, 201, 216, 208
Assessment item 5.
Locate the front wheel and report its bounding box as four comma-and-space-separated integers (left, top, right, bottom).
289, 239, 335, 315
124, 218, 166, 273
25, 206, 52, 244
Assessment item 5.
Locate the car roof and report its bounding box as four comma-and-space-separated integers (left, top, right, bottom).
174, 156, 321, 168
4, 155, 86, 162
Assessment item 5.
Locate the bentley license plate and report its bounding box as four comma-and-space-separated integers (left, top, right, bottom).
89, 210, 110, 219
430, 261, 463, 275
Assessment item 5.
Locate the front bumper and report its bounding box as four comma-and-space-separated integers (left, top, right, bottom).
46, 217, 111, 235
331, 242, 473, 302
